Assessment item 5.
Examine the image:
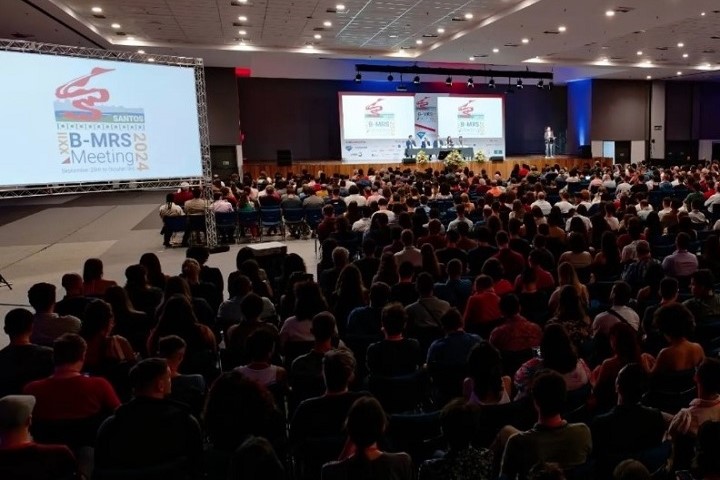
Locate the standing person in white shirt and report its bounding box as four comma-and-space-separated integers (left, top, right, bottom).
531, 192, 552, 216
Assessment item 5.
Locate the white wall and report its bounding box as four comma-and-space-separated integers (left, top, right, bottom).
650, 81, 666, 159
631, 141, 646, 163
699, 140, 720, 161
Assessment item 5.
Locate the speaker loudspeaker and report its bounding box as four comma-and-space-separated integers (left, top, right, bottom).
277, 149, 292, 166
490, 156, 505, 162
579, 145, 592, 159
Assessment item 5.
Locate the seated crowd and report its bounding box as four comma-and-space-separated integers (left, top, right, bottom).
7, 160, 720, 479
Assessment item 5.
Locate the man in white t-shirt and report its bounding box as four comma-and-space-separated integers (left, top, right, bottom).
531, 192, 552, 216
592, 281, 640, 336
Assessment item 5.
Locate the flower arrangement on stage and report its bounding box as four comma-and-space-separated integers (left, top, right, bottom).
416, 150, 430, 165
473, 151, 488, 163
444, 149, 466, 170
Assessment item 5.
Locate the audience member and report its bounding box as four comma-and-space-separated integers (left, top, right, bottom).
28, 282, 81, 347
0, 309, 53, 398
366, 303, 422, 377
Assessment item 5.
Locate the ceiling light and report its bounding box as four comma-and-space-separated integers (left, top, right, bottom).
516, 78, 524, 89
237, 0, 247, 3
446, 76, 453, 86
137, 49, 145, 54
336, 4, 345, 11
305, 44, 315, 50
238, 16, 247, 21
683, 53, 689, 58
415, 39, 423, 45
467, 78, 474, 87
324, 21, 332, 27
387, 74, 394, 82
605, 10, 615, 17
637, 51, 643, 55
488, 78, 496, 88
111, 23, 121, 29
537, 79, 544, 88
646, 75, 652, 80
464, 13, 473, 20
355, 72, 361, 82
677, 42, 684, 48
521, 38, 530, 44
705, 63, 712, 68
239, 30, 247, 35
677, 71, 683, 76
389, 34, 398, 38
413, 75, 420, 84
127, 36, 135, 41
91, 7, 102, 13
148, 58, 155, 62
437, 27, 445, 34
701, 12, 706, 16
492, 47, 499, 53
314, 34, 322, 39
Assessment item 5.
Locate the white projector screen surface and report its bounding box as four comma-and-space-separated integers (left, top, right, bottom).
437, 96, 504, 139
0, 50, 202, 186
340, 94, 415, 140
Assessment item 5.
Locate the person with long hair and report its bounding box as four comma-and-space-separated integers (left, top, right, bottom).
591, 322, 655, 410
372, 252, 400, 286
513, 324, 591, 399
593, 231, 622, 280
331, 264, 368, 335
481, 258, 514, 297
277, 253, 308, 319
278, 280, 329, 347
321, 397, 413, 480
139, 252, 168, 290
160, 276, 215, 329
547, 285, 592, 347
124, 264, 163, 319
421, 244, 442, 281
82, 258, 117, 297
559, 232, 592, 270
104, 285, 152, 357
80, 299, 136, 373
147, 294, 216, 374
463, 342, 511, 406
203, 371, 285, 456
548, 262, 590, 311
240, 259, 273, 300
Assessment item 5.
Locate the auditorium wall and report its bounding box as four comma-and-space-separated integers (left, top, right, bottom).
236, 78, 567, 161
205, 67, 240, 145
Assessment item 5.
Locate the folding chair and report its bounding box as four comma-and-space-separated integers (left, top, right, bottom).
162, 215, 187, 246
259, 207, 284, 240
237, 210, 259, 241
305, 208, 324, 252
283, 208, 307, 239
214, 211, 237, 244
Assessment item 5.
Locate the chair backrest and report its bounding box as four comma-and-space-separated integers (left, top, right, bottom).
238, 210, 259, 225
283, 208, 305, 222
214, 211, 237, 227
305, 209, 323, 228
93, 457, 191, 480
259, 208, 282, 223
163, 216, 187, 233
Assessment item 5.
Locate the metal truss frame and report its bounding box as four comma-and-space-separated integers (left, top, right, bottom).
0, 39, 217, 247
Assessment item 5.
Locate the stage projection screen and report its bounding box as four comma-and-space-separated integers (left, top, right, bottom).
437, 96, 505, 158
340, 93, 415, 162
0, 50, 203, 187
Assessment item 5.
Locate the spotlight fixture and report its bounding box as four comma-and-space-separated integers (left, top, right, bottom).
488, 78, 496, 88
387, 73, 394, 82
137, 49, 145, 54
516, 78, 524, 89
537, 79, 544, 88
467, 77, 474, 87
445, 76, 453, 86
355, 72, 362, 82
413, 75, 420, 84
547, 81, 554, 90
506, 78, 514, 94
646, 75, 652, 80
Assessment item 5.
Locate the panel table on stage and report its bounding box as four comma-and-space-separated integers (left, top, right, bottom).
407, 147, 475, 159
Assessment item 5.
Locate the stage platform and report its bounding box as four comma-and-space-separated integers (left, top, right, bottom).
243, 155, 611, 179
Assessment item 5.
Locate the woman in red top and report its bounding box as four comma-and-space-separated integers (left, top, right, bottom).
82, 258, 117, 298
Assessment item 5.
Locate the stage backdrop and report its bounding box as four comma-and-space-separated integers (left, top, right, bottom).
339, 92, 506, 163
236, 78, 567, 162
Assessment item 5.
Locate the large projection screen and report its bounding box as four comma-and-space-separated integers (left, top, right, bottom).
0, 48, 203, 188
339, 93, 415, 162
